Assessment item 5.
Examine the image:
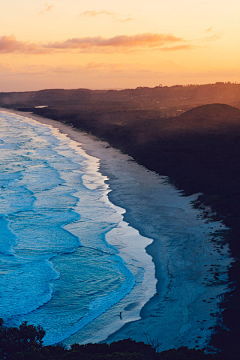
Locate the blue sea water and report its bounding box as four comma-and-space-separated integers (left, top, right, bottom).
0, 111, 154, 345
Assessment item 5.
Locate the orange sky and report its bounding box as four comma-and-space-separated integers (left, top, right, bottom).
0, 0, 239, 91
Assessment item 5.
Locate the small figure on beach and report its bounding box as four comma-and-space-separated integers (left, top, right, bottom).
119, 312, 122, 319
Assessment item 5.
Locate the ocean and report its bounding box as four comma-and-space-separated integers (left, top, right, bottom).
0, 110, 233, 350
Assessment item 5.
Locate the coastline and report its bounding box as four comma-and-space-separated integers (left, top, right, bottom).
0, 108, 233, 351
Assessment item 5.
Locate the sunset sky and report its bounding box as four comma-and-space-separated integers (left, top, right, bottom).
0, 0, 239, 91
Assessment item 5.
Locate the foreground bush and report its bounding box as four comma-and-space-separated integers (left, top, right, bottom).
0, 319, 237, 360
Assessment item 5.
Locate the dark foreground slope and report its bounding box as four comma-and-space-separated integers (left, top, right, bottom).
0, 318, 235, 360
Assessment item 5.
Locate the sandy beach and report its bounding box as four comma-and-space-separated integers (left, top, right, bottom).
1, 108, 233, 352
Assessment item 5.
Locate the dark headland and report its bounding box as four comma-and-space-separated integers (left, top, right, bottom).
1, 82, 240, 357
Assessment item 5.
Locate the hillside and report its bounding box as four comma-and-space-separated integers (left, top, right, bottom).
0, 82, 239, 117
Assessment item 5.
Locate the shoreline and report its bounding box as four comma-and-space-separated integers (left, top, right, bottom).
0, 108, 158, 344
0, 108, 233, 351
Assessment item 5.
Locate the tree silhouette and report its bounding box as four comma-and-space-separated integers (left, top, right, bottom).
0, 318, 45, 359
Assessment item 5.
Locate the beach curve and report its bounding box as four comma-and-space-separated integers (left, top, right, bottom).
0, 108, 233, 352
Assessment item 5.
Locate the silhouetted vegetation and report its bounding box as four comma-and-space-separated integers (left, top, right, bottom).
0, 319, 238, 360
0, 318, 45, 359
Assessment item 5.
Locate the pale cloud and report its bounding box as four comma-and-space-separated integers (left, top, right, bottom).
46, 33, 185, 51
46, 63, 127, 73
79, 10, 133, 22
195, 31, 223, 45
79, 10, 115, 17
0, 35, 50, 54
85, 62, 107, 69
85, 62, 126, 70
117, 17, 133, 23
0, 33, 189, 54
0, 62, 12, 72
160, 45, 193, 51
39, 3, 54, 15
203, 33, 223, 42
158, 60, 189, 72
47, 66, 78, 74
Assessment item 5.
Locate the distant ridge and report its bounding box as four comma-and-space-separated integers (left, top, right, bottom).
178, 103, 240, 123
161, 103, 240, 133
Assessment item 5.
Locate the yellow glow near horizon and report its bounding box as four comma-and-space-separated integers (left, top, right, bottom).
0, 0, 239, 91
